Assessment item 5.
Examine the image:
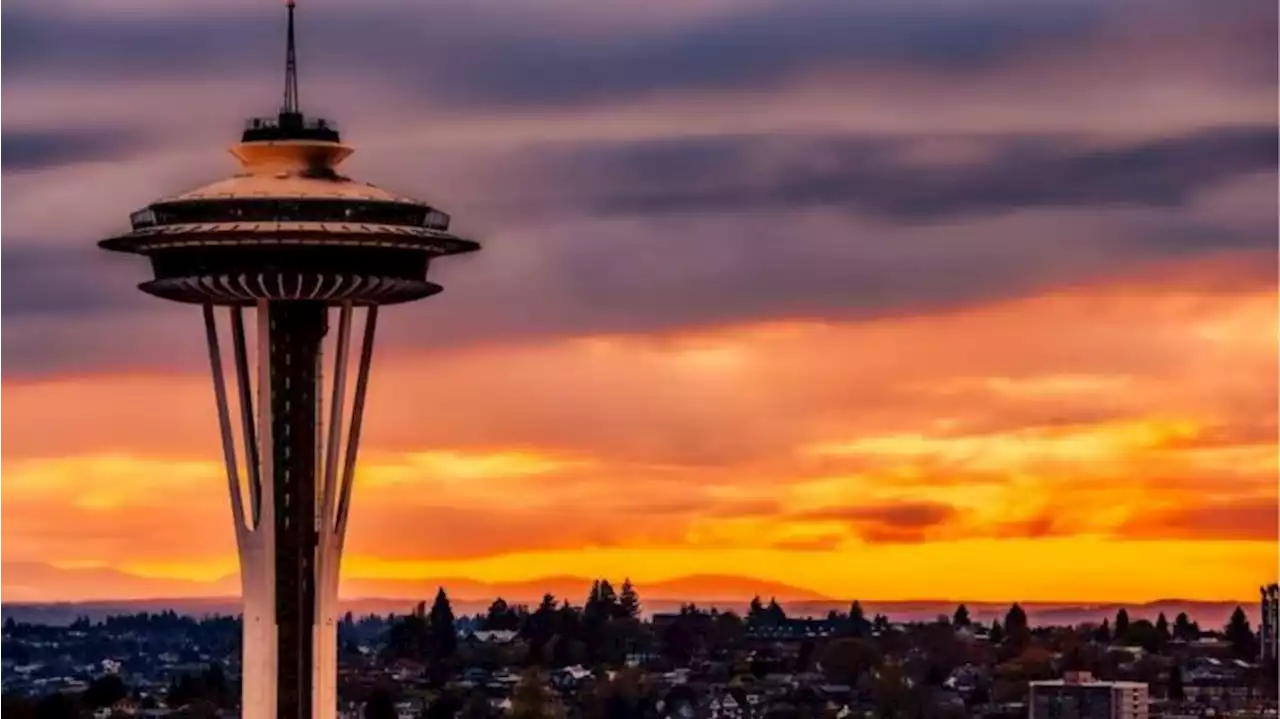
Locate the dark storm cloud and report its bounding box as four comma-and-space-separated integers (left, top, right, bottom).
2, 125, 1274, 380
575, 126, 1279, 224
2, 1, 1101, 107
400, 126, 1276, 346
0, 245, 151, 317
5, 0, 1272, 112
380, 1, 1102, 109
2, 0, 1276, 379
2, 129, 147, 173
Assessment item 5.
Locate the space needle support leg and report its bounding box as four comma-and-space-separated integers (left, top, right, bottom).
203, 304, 248, 540
231, 306, 263, 528
320, 302, 352, 529
334, 305, 377, 540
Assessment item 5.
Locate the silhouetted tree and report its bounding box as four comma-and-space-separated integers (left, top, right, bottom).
1114, 609, 1130, 643
428, 587, 458, 662
846, 601, 871, 637
872, 613, 891, 634
1004, 604, 1030, 648
598, 579, 618, 606
711, 610, 746, 656
522, 594, 559, 664
953, 604, 971, 628
1121, 619, 1163, 653
618, 578, 641, 620
766, 597, 787, 625
1173, 612, 1198, 641
385, 611, 428, 661
83, 675, 129, 709
484, 598, 523, 631
1155, 613, 1170, 642
1225, 606, 1258, 659
988, 620, 1005, 645
1094, 619, 1112, 644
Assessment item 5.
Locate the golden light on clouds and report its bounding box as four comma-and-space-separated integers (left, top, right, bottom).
2, 268, 1275, 602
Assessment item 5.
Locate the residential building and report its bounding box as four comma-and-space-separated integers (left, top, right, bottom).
1030, 671, 1149, 719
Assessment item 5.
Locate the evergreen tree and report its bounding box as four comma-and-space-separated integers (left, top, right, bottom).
586, 581, 602, 612
1114, 608, 1130, 643
1004, 604, 1028, 635
1094, 619, 1112, 644
748, 596, 766, 624
385, 612, 427, 660
766, 597, 787, 625
618, 578, 641, 620
1155, 613, 1170, 641
597, 579, 618, 609
1225, 606, 1258, 659
484, 598, 522, 631
846, 601, 871, 637
953, 604, 971, 628
83, 675, 129, 709
1173, 612, 1197, 641
428, 587, 458, 662
872, 614, 891, 634
485, 598, 511, 629
988, 619, 1005, 644
1004, 604, 1029, 647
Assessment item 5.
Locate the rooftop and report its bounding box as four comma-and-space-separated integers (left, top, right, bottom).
159, 173, 427, 204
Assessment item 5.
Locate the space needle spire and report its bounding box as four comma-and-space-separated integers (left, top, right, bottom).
99, 1, 480, 718
282, 0, 300, 115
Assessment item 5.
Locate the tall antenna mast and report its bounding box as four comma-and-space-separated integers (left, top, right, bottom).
283, 0, 300, 114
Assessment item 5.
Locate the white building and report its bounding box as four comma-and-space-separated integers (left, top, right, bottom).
1029, 671, 1148, 719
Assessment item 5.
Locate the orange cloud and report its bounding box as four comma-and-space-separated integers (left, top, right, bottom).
2, 261, 1275, 602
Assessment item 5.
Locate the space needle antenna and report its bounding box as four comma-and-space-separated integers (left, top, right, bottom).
283, 0, 300, 114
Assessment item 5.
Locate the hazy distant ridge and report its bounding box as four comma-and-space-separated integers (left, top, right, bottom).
1, 564, 1256, 628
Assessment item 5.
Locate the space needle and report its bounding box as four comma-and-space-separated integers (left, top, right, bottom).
99, 3, 480, 718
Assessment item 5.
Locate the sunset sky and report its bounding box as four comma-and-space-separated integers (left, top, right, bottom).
3, 0, 1277, 604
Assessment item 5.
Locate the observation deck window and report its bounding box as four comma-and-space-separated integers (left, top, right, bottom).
241, 113, 341, 143
138, 199, 452, 230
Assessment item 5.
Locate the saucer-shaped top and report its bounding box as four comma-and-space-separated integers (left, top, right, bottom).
100, 120, 479, 306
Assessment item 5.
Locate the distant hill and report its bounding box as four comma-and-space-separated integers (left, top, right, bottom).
338, 573, 830, 604
0, 561, 1257, 628
1, 596, 1255, 629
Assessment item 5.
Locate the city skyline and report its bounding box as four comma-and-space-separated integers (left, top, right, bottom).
4, 0, 1277, 605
